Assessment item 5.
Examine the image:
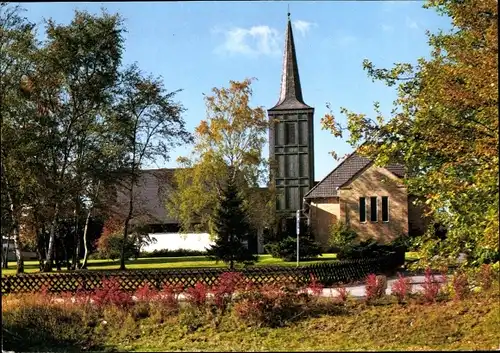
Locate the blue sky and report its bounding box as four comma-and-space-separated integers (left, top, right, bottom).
20, 1, 452, 181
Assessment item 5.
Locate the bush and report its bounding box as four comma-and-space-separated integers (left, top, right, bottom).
451, 271, 470, 301
421, 267, 441, 303
336, 239, 405, 260
95, 230, 137, 260
139, 248, 207, 258
211, 272, 245, 310
266, 236, 322, 262
156, 283, 183, 317
329, 222, 358, 253
365, 274, 387, 302
307, 274, 324, 297
391, 273, 413, 303
185, 282, 209, 308
91, 278, 133, 309
334, 285, 349, 303
477, 264, 494, 290
232, 282, 311, 327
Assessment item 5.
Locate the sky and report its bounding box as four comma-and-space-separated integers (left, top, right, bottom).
19, 1, 453, 182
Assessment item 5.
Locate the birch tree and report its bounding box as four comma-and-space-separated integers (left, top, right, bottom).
110, 64, 192, 270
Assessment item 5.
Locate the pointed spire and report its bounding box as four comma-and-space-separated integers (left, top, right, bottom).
271, 12, 311, 110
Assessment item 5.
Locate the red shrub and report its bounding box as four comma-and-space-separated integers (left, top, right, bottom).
37, 284, 53, 305
232, 282, 308, 327
391, 273, 413, 303
307, 274, 324, 297
335, 285, 349, 303
452, 272, 470, 301
134, 282, 158, 302
185, 282, 208, 307
91, 278, 133, 309
157, 283, 183, 313
365, 274, 386, 302
478, 264, 494, 290
421, 267, 441, 303
74, 286, 92, 306
211, 272, 245, 309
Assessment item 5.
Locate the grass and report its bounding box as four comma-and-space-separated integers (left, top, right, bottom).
124, 295, 499, 352
1, 254, 339, 276
2, 284, 498, 352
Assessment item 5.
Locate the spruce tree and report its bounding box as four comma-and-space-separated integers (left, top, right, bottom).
207, 176, 257, 269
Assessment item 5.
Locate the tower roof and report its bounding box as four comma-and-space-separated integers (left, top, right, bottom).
270, 13, 312, 111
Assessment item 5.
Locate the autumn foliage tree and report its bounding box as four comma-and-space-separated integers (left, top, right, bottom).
167, 78, 274, 237
321, 0, 498, 267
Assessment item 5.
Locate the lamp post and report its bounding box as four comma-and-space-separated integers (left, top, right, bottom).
296, 209, 300, 267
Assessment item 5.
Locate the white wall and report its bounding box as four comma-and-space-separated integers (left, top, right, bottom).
142, 233, 214, 252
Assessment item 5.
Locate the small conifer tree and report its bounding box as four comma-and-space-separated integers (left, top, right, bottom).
207, 176, 257, 269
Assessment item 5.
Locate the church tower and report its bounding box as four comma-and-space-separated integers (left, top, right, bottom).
268, 13, 315, 224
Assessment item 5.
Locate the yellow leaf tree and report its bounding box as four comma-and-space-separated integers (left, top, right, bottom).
167, 78, 275, 237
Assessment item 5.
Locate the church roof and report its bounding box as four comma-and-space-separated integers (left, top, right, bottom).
269, 14, 312, 111
304, 151, 405, 199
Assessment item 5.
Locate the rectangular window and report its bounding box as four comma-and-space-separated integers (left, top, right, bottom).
370, 196, 378, 222
286, 123, 296, 145
382, 196, 389, 222
359, 197, 366, 223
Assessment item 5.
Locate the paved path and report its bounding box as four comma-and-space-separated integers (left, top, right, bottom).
320, 275, 446, 299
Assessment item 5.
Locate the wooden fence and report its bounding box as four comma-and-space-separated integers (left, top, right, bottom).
1, 251, 405, 295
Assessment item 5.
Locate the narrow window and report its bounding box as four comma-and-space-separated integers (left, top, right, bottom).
359, 197, 366, 223
286, 123, 296, 145
370, 196, 378, 222
382, 196, 389, 222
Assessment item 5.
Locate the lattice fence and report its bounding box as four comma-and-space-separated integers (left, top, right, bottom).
1, 252, 405, 295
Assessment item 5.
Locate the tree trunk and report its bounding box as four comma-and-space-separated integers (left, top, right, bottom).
11, 223, 23, 274
1, 162, 24, 273
43, 202, 60, 272
120, 213, 132, 271
36, 225, 45, 271
80, 180, 100, 270
2, 233, 10, 269
80, 207, 92, 270
72, 201, 79, 270
120, 179, 135, 271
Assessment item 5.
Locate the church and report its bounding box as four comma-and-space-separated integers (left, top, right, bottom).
129, 14, 426, 254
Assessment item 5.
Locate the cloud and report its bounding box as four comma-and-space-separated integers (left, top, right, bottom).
213, 25, 281, 57
405, 17, 419, 30
381, 24, 394, 33
292, 20, 316, 37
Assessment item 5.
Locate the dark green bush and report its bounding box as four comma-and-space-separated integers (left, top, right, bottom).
336, 238, 407, 260
266, 235, 322, 262
329, 222, 358, 253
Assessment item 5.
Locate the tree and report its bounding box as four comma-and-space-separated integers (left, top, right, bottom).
207, 175, 257, 269
28, 10, 125, 272
167, 78, 273, 235
109, 64, 192, 270
321, 0, 498, 268
0, 3, 39, 273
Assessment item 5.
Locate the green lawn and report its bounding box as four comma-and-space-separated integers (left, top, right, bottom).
1, 254, 339, 276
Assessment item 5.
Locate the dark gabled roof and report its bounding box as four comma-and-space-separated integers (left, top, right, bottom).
269, 14, 312, 111
304, 151, 405, 199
